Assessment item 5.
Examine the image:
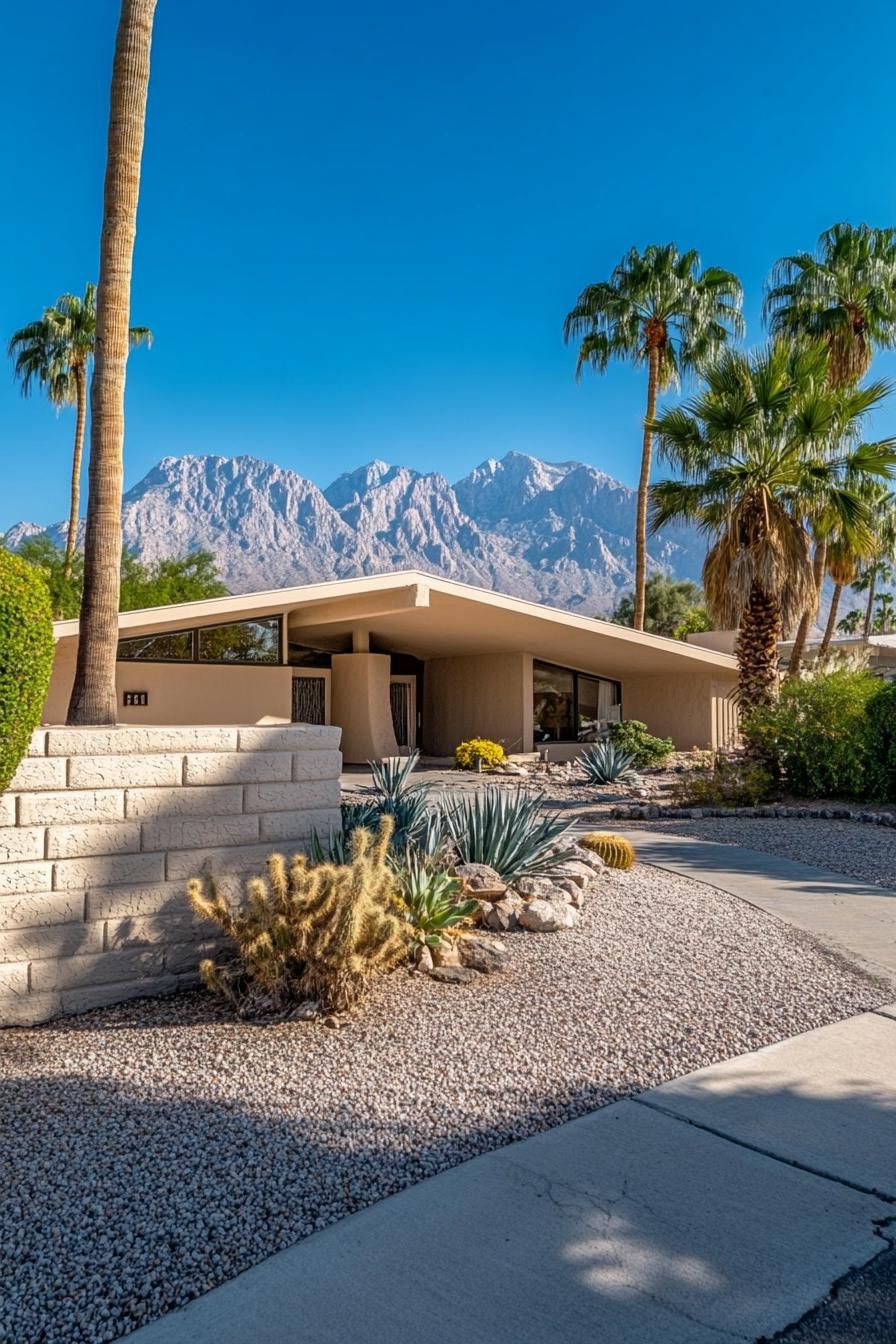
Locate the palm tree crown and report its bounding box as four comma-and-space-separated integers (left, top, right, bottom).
564, 243, 744, 388
563, 243, 743, 633
649, 340, 895, 709
8, 283, 151, 586
765, 223, 896, 387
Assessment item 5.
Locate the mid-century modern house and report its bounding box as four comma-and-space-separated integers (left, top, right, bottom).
44, 571, 740, 763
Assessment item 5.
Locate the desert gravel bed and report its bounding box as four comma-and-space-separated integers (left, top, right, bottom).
621, 816, 896, 888
1, 864, 890, 1344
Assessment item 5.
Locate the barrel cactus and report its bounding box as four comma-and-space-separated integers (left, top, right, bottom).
578, 832, 636, 871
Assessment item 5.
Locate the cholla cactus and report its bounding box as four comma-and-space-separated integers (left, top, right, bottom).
578, 832, 636, 871
188, 815, 409, 1014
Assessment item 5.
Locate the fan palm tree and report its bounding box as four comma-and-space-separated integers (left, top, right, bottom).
875, 591, 896, 633
563, 244, 744, 631
649, 341, 895, 711
836, 609, 863, 636
765, 224, 896, 672
765, 223, 896, 388
818, 540, 863, 656
846, 487, 896, 638
8, 284, 151, 584
67, 0, 158, 725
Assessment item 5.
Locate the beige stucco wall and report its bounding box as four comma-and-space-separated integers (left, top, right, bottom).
423, 653, 530, 756
623, 672, 736, 750
330, 653, 399, 764
43, 642, 293, 726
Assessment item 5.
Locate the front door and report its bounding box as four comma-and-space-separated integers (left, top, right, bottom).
389, 675, 417, 752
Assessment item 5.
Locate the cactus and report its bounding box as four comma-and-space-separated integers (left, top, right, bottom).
578, 832, 636, 871
188, 815, 410, 1014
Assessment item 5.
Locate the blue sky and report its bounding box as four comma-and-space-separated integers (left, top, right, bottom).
3, 0, 896, 529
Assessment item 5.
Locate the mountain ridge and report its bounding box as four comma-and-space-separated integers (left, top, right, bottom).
4, 450, 707, 615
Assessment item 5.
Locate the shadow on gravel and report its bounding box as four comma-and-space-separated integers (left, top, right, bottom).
2, 1065, 895, 1344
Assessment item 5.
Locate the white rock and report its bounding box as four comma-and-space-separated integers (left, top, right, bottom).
518, 899, 580, 932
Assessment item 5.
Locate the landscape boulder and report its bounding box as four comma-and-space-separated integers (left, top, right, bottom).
454, 863, 506, 900
457, 935, 511, 975
484, 896, 524, 932
518, 900, 580, 932
429, 965, 480, 986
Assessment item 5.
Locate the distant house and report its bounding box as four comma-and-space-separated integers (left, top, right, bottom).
46, 571, 739, 763
777, 633, 896, 678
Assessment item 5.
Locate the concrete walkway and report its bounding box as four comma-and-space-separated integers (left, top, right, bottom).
123, 1008, 896, 1344
613, 829, 896, 985
120, 836, 896, 1344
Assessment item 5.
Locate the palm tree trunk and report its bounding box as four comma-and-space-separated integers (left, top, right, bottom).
633, 345, 659, 631
67, 0, 157, 726
736, 583, 781, 713
63, 363, 87, 582
818, 582, 843, 657
863, 571, 877, 640
787, 539, 827, 677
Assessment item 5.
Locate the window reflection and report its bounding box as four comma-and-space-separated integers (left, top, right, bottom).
533, 660, 620, 743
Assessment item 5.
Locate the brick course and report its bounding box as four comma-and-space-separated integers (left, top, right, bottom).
0, 724, 341, 1025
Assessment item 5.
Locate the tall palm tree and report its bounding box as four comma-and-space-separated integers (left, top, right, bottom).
649, 341, 895, 711
765, 223, 896, 388
67, 0, 158, 726
563, 244, 744, 631
765, 223, 896, 672
8, 284, 151, 583
818, 537, 864, 656
836, 608, 864, 636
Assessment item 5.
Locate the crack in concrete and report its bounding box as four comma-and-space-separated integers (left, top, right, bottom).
497, 1156, 752, 1341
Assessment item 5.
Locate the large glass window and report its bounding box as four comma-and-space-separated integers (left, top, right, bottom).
117, 617, 281, 664
118, 630, 193, 662
198, 618, 280, 664
533, 660, 620, 743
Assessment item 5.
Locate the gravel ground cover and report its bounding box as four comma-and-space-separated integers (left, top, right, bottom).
1, 863, 890, 1344
621, 817, 896, 889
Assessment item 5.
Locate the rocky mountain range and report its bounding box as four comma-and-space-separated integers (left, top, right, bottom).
5, 450, 708, 615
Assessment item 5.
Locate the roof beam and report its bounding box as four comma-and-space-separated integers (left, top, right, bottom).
287, 582, 430, 630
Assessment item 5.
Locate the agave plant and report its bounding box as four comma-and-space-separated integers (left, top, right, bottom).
394, 855, 479, 948
580, 741, 638, 785
441, 786, 574, 884
368, 748, 422, 804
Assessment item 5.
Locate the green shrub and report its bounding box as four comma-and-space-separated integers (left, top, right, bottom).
865, 682, 896, 802
455, 738, 506, 770
672, 756, 775, 807
744, 666, 880, 800
0, 550, 55, 794
607, 720, 675, 768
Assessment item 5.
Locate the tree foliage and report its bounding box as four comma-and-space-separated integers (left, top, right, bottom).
611, 574, 708, 639
0, 550, 55, 793
744, 665, 881, 799
17, 540, 228, 616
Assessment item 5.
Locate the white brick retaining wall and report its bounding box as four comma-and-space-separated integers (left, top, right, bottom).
0, 724, 342, 1026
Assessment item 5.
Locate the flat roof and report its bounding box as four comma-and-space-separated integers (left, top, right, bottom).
53, 570, 738, 678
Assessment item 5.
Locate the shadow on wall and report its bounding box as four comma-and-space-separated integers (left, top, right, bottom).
0, 1050, 894, 1344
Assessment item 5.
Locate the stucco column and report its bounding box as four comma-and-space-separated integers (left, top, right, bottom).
330, 653, 399, 763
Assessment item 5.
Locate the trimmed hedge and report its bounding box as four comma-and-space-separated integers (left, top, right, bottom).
0, 550, 55, 793
866, 682, 896, 803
